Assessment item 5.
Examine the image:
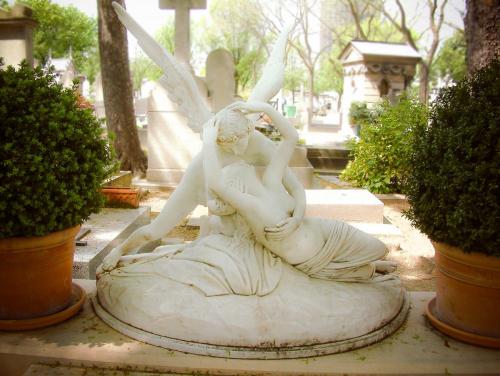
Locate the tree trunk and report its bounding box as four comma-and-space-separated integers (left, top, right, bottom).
97, 0, 147, 175
419, 63, 430, 105
464, 0, 500, 74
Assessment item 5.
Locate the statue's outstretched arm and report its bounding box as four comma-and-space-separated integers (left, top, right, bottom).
98, 155, 204, 274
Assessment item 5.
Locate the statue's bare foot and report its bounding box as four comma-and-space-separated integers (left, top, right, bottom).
97, 248, 122, 276
375, 260, 397, 274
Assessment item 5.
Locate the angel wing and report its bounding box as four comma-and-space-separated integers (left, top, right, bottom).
112, 2, 211, 133
249, 24, 292, 103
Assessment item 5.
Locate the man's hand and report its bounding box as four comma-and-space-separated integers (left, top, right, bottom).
264, 217, 299, 241
202, 118, 219, 142
96, 247, 122, 276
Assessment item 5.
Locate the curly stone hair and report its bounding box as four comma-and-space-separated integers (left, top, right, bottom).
214, 108, 253, 145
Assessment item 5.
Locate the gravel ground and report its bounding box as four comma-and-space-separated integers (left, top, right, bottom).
139, 186, 436, 291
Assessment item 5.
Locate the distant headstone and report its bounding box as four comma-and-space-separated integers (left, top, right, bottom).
206, 48, 235, 112
146, 82, 205, 185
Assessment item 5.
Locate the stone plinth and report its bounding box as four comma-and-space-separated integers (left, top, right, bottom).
0, 4, 38, 68
146, 84, 203, 186
2, 281, 499, 375
305, 189, 384, 223
102, 171, 133, 187
73, 207, 150, 279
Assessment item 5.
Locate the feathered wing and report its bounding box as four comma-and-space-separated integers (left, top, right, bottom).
112, 2, 211, 133
249, 24, 292, 103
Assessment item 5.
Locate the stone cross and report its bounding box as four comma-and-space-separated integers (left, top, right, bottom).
159, 0, 206, 65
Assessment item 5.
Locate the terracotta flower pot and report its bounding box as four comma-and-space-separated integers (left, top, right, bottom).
0, 225, 80, 320
426, 241, 500, 348
101, 187, 140, 208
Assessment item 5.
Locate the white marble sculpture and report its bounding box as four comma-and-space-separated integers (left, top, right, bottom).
94, 3, 407, 359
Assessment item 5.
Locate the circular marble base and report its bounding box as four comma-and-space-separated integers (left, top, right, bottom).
92, 292, 409, 359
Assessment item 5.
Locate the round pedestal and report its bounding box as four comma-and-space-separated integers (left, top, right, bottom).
95, 262, 407, 359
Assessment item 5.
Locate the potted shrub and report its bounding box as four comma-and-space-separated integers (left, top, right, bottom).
405, 59, 500, 348
0, 61, 113, 329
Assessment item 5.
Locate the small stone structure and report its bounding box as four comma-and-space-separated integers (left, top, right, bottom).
45, 55, 84, 90
0, 4, 37, 68
339, 40, 420, 136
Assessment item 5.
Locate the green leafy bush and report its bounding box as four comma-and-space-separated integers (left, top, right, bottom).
341, 96, 427, 193
405, 59, 500, 256
0, 61, 114, 238
348, 101, 373, 126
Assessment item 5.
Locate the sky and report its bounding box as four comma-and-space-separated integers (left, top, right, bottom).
9, 0, 466, 60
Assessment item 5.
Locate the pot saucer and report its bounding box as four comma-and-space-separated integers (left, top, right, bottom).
426, 297, 500, 349
0, 283, 86, 331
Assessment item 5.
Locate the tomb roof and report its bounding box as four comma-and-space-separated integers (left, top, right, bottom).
339, 40, 421, 62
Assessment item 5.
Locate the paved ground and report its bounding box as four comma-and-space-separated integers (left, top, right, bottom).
139, 180, 436, 291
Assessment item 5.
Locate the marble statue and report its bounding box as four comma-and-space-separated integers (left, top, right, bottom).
94, 3, 408, 359
203, 101, 396, 281
99, 4, 303, 273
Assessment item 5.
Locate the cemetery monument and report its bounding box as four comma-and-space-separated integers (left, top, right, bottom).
339, 40, 421, 137
93, 3, 408, 359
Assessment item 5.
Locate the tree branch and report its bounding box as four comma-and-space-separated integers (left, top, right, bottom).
346, 0, 367, 39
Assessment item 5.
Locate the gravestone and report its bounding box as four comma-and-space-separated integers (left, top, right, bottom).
206, 49, 236, 112
146, 82, 205, 185
0, 4, 37, 68
146, 0, 214, 186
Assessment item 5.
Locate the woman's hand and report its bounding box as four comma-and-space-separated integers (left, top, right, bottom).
226, 100, 271, 114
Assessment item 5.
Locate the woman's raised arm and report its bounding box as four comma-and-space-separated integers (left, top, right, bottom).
226, 101, 298, 187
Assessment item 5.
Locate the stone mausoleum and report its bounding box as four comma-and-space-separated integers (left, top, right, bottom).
339, 40, 421, 136
0, 4, 37, 68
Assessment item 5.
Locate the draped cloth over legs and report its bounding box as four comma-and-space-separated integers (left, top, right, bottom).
294, 219, 389, 282
106, 232, 282, 297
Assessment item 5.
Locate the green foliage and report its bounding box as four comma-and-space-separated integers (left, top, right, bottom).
130, 18, 173, 91
341, 96, 427, 193
0, 61, 114, 238
314, 57, 343, 95
195, 0, 266, 95
433, 31, 466, 83
284, 65, 306, 92
405, 60, 500, 256
130, 55, 162, 91
20, 0, 99, 83
155, 19, 175, 54
348, 101, 373, 125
